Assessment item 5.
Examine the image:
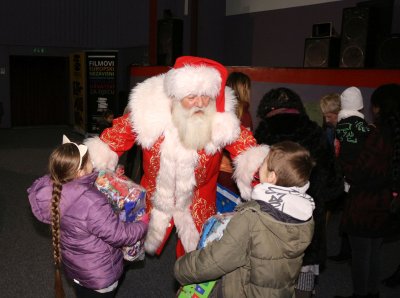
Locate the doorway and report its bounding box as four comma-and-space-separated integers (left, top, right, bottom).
10, 56, 69, 126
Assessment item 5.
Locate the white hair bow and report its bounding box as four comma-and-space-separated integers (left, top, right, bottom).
62, 135, 88, 169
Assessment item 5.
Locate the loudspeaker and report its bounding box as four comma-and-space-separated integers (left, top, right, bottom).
312, 23, 334, 38
157, 18, 183, 66
339, 6, 370, 68
375, 35, 400, 68
304, 37, 340, 68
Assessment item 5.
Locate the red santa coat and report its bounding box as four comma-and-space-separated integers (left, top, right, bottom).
85, 75, 269, 255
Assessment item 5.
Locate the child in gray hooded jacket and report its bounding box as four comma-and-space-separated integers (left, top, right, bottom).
174, 141, 315, 298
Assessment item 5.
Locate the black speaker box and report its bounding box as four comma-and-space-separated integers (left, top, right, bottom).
157, 18, 183, 66
376, 35, 400, 68
339, 6, 371, 68
304, 37, 340, 68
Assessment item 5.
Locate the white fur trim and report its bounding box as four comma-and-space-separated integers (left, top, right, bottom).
174, 209, 200, 252
205, 87, 240, 154
233, 145, 270, 200
83, 137, 118, 171
164, 65, 221, 100
128, 75, 172, 148
145, 124, 199, 253
144, 208, 172, 255
128, 75, 240, 151
206, 112, 240, 154
223, 86, 237, 114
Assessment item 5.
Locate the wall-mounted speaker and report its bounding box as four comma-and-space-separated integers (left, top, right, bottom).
304, 37, 340, 68
339, 6, 370, 68
375, 35, 400, 68
157, 18, 183, 66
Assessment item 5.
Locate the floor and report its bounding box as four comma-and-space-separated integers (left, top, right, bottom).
1, 126, 399, 297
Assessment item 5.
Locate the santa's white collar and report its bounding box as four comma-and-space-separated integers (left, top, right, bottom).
127, 74, 241, 154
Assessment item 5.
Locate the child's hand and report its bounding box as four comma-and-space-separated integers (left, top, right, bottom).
140, 213, 150, 225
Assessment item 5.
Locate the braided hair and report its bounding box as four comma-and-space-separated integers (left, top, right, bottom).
371, 84, 400, 195
48, 143, 88, 298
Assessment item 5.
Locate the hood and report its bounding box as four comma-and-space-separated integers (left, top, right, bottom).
27, 172, 98, 224
251, 182, 315, 221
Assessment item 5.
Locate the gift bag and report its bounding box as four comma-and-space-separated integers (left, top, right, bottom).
216, 184, 241, 213
95, 165, 147, 261
177, 212, 235, 298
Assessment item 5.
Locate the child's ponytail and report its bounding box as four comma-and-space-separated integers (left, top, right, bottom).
51, 180, 65, 298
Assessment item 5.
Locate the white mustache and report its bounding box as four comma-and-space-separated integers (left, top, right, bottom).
189, 107, 205, 115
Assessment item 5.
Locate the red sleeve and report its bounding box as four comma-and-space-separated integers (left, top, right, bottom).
240, 110, 253, 132
100, 113, 137, 157
224, 126, 257, 160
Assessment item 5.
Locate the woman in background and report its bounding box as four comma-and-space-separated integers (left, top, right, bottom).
255, 87, 344, 298
217, 72, 253, 194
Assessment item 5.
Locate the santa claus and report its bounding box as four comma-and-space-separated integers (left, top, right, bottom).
85, 56, 268, 257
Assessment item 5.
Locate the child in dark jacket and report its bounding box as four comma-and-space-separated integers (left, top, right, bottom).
336, 86, 370, 178
174, 141, 315, 298
28, 135, 148, 298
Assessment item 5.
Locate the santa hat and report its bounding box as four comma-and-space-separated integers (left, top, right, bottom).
341, 86, 363, 111
164, 56, 228, 112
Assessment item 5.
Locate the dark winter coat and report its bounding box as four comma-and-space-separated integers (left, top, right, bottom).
255, 113, 344, 267
335, 115, 370, 174
341, 122, 396, 237
28, 172, 148, 290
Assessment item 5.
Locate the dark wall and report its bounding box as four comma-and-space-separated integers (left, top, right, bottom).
224, 0, 360, 67
0, 0, 398, 128
0, 0, 149, 48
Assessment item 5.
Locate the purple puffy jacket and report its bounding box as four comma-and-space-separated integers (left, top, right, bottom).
28, 172, 148, 290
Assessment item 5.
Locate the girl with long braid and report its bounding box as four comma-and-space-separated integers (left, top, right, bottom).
28, 136, 148, 298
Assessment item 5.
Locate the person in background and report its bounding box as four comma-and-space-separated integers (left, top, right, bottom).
175, 141, 315, 298
84, 56, 268, 258
331, 87, 371, 266
319, 92, 351, 263
335, 84, 400, 298
217, 72, 253, 194
336, 86, 370, 177
319, 93, 340, 153
98, 109, 114, 134
255, 87, 344, 298
27, 135, 148, 298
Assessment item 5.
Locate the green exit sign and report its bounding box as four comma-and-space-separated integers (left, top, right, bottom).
33, 47, 46, 54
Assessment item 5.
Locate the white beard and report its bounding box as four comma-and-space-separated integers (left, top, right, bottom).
171, 101, 216, 150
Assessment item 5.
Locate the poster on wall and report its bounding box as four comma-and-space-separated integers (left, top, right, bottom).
70, 52, 87, 134
86, 51, 117, 134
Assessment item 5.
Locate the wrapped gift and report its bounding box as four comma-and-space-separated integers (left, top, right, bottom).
178, 212, 235, 298
216, 184, 241, 214
95, 165, 146, 261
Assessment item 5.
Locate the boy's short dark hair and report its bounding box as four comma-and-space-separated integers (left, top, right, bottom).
265, 141, 315, 187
